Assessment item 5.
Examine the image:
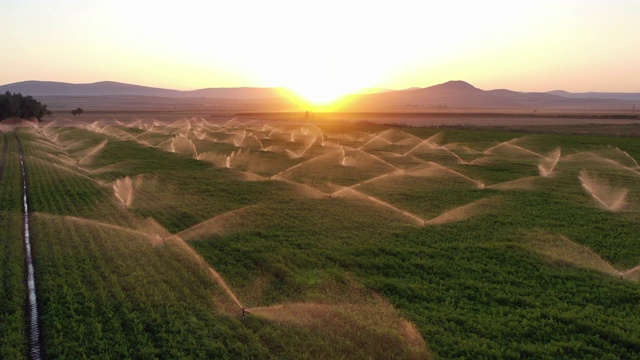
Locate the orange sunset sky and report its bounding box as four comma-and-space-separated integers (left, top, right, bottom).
1, 0, 639, 104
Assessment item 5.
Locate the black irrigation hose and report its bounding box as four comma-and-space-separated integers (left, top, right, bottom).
16, 133, 44, 360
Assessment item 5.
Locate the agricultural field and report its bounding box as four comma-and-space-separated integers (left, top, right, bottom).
1, 115, 640, 358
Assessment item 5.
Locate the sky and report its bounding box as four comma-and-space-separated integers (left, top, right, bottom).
2, 0, 639, 104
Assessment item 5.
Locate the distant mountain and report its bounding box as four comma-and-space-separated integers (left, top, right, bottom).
547, 90, 640, 102
0, 80, 285, 100
347, 81, 630, 109
1, 80, 637, 110
0, 80, 179, 97
358, 87, 392, 94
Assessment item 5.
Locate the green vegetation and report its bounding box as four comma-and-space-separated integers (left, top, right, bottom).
1, 117, 640, 358
0, 92, 51, 121
0, 133, 28, 358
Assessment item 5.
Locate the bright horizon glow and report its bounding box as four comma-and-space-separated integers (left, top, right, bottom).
2, 0, 640, 105
282, 82, 361, 107
280, 87, 361, 111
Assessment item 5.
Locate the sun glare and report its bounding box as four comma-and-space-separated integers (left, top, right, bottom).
294, 85, 344, 106
286, 84, 352, 109
276, 78, 370, 110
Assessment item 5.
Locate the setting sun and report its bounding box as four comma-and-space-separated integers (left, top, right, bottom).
288, 83, 348, 106
3, 1, 639, 93
3, 0, 640, 359
281, 80, 364, 109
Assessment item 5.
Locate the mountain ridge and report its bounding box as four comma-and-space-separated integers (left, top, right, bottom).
1, 80, 637, 109
0, 80, 285, 100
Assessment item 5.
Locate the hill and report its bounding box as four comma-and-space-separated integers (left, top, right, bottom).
0, 80, 637, 111
0, 81, 285, 100
548, 90, 640, 102
346, 81, 631, 110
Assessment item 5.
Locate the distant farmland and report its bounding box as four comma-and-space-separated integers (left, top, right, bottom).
1, 116, 639, 359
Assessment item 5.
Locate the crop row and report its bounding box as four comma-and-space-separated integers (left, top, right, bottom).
13, 122, 640, 358
192, 198, 640, 358
29, 210, 278, 358
0, 133, 28, 359
17, 127, 431, 358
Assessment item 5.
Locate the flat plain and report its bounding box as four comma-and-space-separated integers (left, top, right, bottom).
1, 114, 640, 359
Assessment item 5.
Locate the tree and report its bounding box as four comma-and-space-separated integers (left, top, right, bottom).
0, 92, 51, 121
71, 107, 84, 116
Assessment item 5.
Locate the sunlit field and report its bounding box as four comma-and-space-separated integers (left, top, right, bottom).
2, 116, 640, 358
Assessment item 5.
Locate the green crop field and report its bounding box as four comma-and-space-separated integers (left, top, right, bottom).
1, 116, 640, 359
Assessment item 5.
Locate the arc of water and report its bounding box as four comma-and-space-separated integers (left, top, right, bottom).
222, 116, 242, 127
580, 180, 611, 210
483, 139, 516, 154
597, 154, 640, 176
271, 151, 337, 179
609, 190, 628, 211
439, 145, 467, 164
77, 139, 108, 164
358, 133, 392, 150
252, 134, 265, 150
403, 139, 436, 156
267, 127, 283, 139
622, 265, 640, 276
538, 148, 561, 177
353, 149, 404, 173
618, 148, 640, 168
429, 162, 485, 188
331, 170, 404, 196
166, 234, 244, 310
333, 188, 425, 225
403, 133, 442, 156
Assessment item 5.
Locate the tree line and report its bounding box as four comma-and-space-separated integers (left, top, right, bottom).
0, 92, 51, 121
